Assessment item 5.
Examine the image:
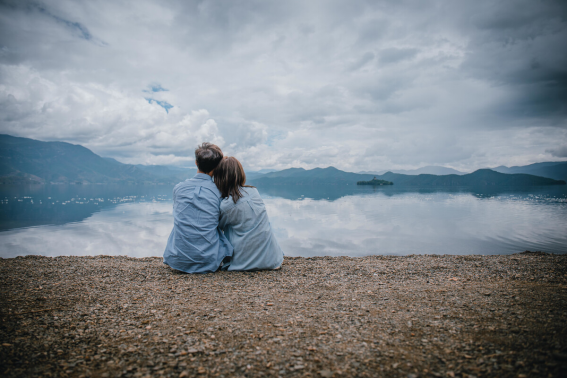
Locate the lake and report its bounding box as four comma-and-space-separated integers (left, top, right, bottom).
1, 183, 566, 258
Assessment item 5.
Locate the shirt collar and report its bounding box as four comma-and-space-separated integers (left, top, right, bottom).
194, 173, 213, 181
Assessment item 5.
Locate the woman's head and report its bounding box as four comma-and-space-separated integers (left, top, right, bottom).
214, 156, 253, 203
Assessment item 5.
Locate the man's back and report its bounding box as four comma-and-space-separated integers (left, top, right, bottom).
163, 173, 233, 273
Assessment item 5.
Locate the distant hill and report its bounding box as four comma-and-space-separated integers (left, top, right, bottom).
3, 134, 565, 187
360, 166, 466, 176
357, 177, 393, 186
246, 169, 277, 180
248, 166, 565, 187
490, 162, 567, 182
248, 167, 376, 185
104, 158, 198, 181
359, 162, 567, 180
0, 135, 195, 184
375, 169, 565, 187
134, 164, 197, 182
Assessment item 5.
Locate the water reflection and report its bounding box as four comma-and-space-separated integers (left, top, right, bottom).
0, 202, 172, 258
0, 184, 172, 231
0, 184, 566, 257
258, 184, 567, 201
264, 189, 567, 256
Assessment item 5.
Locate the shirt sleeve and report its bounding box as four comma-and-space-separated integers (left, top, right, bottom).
198, 186, 221, 227
219, 199, 238, 231
219, 209, 228, 231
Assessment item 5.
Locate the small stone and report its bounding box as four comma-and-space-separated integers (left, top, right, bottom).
0, 253, 562, 378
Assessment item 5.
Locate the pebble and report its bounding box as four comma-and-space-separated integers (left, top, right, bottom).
0, 252, 565, 377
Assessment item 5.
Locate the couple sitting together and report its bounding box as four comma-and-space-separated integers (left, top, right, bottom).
163, 143, 284, 273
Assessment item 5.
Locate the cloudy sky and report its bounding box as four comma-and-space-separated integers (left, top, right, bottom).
1, 0, 566, 172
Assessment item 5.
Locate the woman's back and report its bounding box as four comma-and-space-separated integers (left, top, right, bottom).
219, 187, 284, 271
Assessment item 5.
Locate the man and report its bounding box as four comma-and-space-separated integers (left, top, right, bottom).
163, 143, 233, 273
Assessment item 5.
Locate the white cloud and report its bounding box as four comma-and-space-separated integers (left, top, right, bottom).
0, 0, 566, 170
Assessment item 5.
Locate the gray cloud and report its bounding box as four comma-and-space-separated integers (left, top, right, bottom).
35, 4, 94, 42
460, 0, 567, 118
547, 146, 567, 158
378, 48, 418, 65
0, 0, 566, 171
347, 52, 375, 72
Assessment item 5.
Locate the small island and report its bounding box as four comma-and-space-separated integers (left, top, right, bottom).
357, 176, 394, 186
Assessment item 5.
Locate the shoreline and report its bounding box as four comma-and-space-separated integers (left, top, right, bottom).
1, 253, 566, 377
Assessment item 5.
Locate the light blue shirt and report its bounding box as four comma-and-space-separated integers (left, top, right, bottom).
220, 187, 284, 271
164, 173, 233, 274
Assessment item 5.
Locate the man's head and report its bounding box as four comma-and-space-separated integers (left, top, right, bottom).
195, 143, 223, 174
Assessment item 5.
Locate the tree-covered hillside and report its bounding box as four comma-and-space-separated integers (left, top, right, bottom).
248, 166, 565, 187
491, 162, 567, 182
0, 135, 194, 184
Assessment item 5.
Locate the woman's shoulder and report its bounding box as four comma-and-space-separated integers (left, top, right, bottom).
220, 196, 236, 212
243, 186, 260, 196
220, 187, 259, 211
233, 187, 259, 201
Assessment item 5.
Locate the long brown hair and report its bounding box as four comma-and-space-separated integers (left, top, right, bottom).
214, 157, 255, 203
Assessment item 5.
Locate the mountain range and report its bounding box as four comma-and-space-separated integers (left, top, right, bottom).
0, 134, 196, 184
247, 167, 565, 187
490, 162, 567, 182
1, 134, 565, 187
360, 162, 567, 181
359, 166, 466, 176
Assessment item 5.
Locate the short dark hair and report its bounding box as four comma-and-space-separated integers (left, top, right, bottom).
195, 143, 223, 173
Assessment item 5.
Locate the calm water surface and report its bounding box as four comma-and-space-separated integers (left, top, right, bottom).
1, 184, 566, 258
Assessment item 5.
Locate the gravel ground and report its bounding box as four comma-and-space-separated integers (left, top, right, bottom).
1, 253, 566, 378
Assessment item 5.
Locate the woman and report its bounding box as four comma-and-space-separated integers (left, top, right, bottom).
214, 157, 284, 271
